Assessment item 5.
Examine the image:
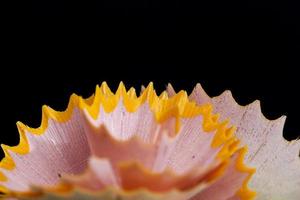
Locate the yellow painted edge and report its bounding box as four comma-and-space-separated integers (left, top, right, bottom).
235, 147, 256, 200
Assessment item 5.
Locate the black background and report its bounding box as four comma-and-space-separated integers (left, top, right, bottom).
1, 0, 299, 159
